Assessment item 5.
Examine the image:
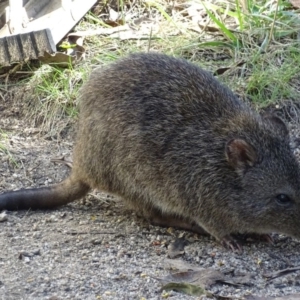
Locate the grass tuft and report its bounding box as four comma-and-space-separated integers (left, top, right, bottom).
21, 63, 90, 136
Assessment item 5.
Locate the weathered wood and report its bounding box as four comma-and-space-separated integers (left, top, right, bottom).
8, 0, 23, 34
0, 33, 9, 64
0, 0, 97, 42
21, 0, 97, 44
24, 0, 49, 19
0, 0, 97, 65
32, 29, 56, 57
0, 29, 55, 66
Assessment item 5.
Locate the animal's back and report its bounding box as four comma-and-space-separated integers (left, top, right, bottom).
80, 53, 245, 127
73, 53, 249, 217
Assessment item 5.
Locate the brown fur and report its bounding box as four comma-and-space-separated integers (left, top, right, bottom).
1, 53, 300, 250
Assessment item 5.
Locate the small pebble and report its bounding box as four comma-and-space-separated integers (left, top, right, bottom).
0, 211, 8, 222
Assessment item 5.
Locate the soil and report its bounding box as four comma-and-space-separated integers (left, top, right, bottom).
2, 95, 300, 300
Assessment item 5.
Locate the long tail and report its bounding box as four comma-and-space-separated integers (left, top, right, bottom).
0, 175, 90, 210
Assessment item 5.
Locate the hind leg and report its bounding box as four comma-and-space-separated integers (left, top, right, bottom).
139, 206, 208, 235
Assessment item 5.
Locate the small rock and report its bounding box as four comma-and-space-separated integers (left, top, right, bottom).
167, 238, 189, 259
0, 211, 8, 222
24, 257, 30, 263
19, 249, 41, 259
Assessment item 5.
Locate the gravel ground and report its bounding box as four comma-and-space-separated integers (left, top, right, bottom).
2, 100, 300, 300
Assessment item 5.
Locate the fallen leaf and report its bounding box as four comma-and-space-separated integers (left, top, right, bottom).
158, 269, 224, 288
290, 0, 300, 8
64, 35, 85, 60
39, 34, 85, 67
157, 268, 224, 297
263, 266, 300, 280
198, 23, 220, 33
164, 258, 203, 272
109, 7, 120, 22
161, 282, 206, 296
39, 52, 76, 67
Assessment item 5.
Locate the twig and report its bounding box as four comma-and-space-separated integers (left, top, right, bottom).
263, 266, 300, 280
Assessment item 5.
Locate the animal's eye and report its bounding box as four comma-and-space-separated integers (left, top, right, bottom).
275, 194, 292, 206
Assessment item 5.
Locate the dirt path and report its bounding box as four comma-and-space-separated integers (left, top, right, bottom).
1, 98, 300, 300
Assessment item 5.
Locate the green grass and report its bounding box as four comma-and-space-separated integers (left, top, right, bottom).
22, 63, 89, 135
3, 0, 300, 136
245, 45, 300, 106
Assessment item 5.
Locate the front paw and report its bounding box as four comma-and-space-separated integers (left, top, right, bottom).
234, 233, 274, 245
221, 235, 243, 253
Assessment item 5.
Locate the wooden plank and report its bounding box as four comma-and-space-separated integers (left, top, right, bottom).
0, 33, 9, 65
5, 33, 22, 62
19, 30, 38, 58
0, 0, 97, 43
24, 0, 56, 19
0, 0, 96, 65
0, 1, 8, 15
32, 28, 56, 57
8, 0, 23, 34
21, 0, 97, 44
0, 29, 55, 65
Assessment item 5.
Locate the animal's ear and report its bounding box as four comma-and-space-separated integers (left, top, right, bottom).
264, 114, 289, 138
225, 139, 257, 172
